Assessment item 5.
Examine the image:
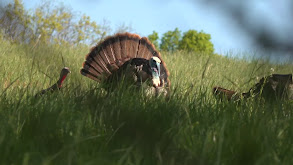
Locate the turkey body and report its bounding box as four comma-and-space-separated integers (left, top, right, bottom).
213, 74, 293, 101
80, 33, 170, 96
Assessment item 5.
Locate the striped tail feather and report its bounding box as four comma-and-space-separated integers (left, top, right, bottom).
85, 53, 111, 75
100, 37, 121, 71
122, 33, 140, 59
111, 35, 122, 65
81, 32, 170, 83
84, 58, 104, 74
82, 61, 102, 78
118, 34, 129, 60
80, 69, 101, 82
103, 37, 116, 63
117, 33, 139, 60
137, 37, 149, 59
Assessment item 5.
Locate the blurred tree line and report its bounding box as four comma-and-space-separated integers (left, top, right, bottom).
0, 0, 214, 54
148, 28, 214, 54
0, 0, 112, 45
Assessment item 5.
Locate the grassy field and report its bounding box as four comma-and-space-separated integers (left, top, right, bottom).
1, 37, 293, 165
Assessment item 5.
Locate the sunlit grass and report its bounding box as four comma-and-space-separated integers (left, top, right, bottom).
1, 39, 293, 165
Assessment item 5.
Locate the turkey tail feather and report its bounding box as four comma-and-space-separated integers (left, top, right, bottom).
137, 37, 153, 59
80, 69, 101, 82
82, 61, 102, 78
112, 36, 122, 65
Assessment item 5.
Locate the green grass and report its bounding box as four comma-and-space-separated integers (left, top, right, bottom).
1, 38, 293, 165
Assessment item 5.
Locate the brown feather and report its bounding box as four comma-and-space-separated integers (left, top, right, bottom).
137, 38, 147, 59
124, 33, 140, 59
86, 54, 111, 76
83, 58, 104, 75
82, 61, 102, 78
112, 35, 122, 65
118, 34, 128, 60
99, 48, 111, 66
80, 69, 101, 82
137, 37, 154, 59
102, 38, 116, 63
95, 55, 112, 75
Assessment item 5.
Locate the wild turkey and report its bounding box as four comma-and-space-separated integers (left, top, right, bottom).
35, 67, 71, 97
80, 32, 170, 96
213, 74, 293, 101
243, 74, 293, 100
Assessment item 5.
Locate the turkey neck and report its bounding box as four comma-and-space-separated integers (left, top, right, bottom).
57, 73, 68, 88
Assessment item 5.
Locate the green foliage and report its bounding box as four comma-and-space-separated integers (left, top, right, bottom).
0, 0, 110, 45
73, 14, 106, 45
1, 36, 293, 164
179, 29, 214, 54
147, 29, 215, 54
0, 0, 33, 43
32, 2, 74, 44
147, 31, 159, 49
160, 28, 181, 52
115, 22, 134, 33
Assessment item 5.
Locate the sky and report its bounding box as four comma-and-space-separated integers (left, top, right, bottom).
19, 0, 293, 57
